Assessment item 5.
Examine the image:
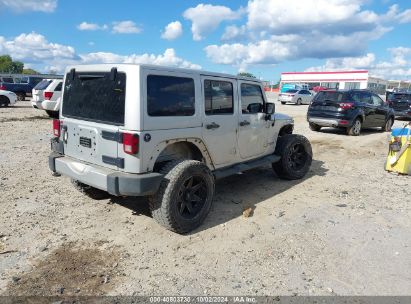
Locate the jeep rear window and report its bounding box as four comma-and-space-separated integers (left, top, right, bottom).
313, 91, 347, 103
34, 80, 52, 90
147, 75, 195, 116
62, 72, 126, 125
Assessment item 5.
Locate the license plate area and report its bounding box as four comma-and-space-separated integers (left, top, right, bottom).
74, 126, 97, 157
79, 137, 91, 148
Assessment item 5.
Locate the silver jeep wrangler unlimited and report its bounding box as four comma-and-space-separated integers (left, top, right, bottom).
49, 64, 312, 233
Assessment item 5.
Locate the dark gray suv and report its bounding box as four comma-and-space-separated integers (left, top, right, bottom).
307, 89, 395, 136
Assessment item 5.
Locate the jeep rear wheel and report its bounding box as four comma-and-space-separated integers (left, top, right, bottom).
149, 159, 214, 234
272, 134, 312, 180
71, 179, 111, 200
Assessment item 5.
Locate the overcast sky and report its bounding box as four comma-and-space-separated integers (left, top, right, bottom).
0, 0, 410, 82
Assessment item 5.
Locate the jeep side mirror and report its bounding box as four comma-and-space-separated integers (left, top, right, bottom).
265, 102, 275, 115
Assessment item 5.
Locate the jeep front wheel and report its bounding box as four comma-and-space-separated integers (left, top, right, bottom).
272, 134, 312, 180
149, 160, 215, 234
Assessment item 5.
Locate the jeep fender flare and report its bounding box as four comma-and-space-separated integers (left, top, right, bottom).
147, 138, 215, 171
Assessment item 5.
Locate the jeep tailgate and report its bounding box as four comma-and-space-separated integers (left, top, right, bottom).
61, 71, 126, 171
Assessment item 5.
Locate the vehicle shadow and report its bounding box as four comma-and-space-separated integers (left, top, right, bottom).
110, 159, 328, 234
395, 117, 411, 122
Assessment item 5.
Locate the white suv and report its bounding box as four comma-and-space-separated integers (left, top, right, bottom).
49, 64, 312, 233
32, 79, 63, 118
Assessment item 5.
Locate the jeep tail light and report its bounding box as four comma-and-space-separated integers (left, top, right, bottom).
339, 102, 354, 110
53, 119, 60, 137
44, 91, 53, 100
123, 133, 139, 154
0, 85, 6, 90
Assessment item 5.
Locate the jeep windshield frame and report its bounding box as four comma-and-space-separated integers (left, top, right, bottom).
62, 71, 126, 126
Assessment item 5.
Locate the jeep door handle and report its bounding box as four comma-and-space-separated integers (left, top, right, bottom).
239, 120, 250, 127
206, 122, 220, 130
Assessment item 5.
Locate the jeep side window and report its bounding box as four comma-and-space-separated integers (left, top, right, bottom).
241, 83, 264, 114
147, 75, 195, 117
204, 80, 233, 115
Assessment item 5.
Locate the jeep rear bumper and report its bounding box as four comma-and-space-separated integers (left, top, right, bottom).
49, 153, 163, 196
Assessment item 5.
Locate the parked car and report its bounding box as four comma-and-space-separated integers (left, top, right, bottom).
0, 76, 44, 101
307, 89, 395, 136
32, 79, 63, 118
279, 89, 313, 105
49, 64, 312, 233
387, 92, 411, 119
0, 90, 17, 107
280, 83, 309, 93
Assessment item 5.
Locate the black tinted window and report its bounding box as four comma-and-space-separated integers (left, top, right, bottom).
62, 72, 126, 125
34, 80, 52, 90
2, 77, 13, 83
314, 91, 346, 102
54, 82, 62, 92
32, 78, 43, 85
205, 80, 233, 115
147, 75, 195, 117
371, 94, 384, 106
360, 92, 372, 104
241, 83, 264, 114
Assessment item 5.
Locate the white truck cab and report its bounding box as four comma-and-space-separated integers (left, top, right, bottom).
49, 64, 312, 233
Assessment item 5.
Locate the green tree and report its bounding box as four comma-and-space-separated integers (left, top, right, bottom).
0, 55, 24, 73
22, 68, 40, 75
238, 72, 256, 78
272, 80, 280, 89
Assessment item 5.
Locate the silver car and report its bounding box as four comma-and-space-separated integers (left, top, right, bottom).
279, 89, 314, 105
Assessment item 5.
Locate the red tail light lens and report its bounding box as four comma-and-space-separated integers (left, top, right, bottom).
53, 119, 60, 137
0, 85, 6, 90
123, 133, 139, 154
339, 102, 354, 110
44, 91, 53, 100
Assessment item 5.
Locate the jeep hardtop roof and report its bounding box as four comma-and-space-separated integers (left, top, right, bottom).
64, 63, 263, 84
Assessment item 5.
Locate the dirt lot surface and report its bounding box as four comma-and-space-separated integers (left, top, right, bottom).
0, 98, 410, 296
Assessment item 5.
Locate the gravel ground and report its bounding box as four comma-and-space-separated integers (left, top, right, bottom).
0, 98, 410, 296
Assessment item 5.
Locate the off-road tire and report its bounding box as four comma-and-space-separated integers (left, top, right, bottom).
0, 96, 10, 107
71, 179, 110, 200
46, 110, 59, 119
149, 159, 215, 234
281, 101, 286, 105
347, 118, 362, 136
382, 117, 394, 132
272, 134, 312, 180
16, 92, 25, 101
297, 98, 302, 105
309, 122, 321, 131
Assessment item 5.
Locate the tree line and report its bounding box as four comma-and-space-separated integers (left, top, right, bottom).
0, 55, 39, 74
